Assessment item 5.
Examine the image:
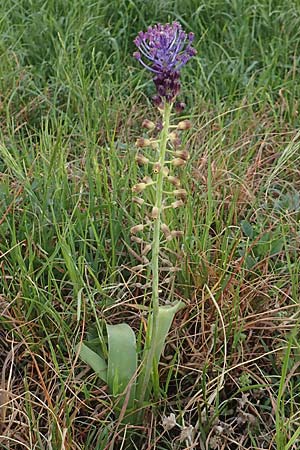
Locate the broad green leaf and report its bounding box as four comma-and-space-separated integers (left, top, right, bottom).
154, 301, 185, 364
77, 342, 107, 383
241, 220, 254, 239
256, 232, 271, 257
270, 237, 284, 255
107, 323, 137, 409
245, 254, 257, 270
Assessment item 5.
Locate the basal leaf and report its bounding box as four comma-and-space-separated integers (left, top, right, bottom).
107, 323, 137, 409
154, 301, 185, 364
77, 342, 107, 383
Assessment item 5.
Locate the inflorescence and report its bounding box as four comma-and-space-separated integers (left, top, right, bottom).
134, 21, 196, 104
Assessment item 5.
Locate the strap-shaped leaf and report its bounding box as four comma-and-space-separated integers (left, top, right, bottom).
77, 342, 107, 383
154, 301, 184, 363
107, 323, 137, 409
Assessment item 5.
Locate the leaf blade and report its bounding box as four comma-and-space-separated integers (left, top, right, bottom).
77, 342, 107, 383
107, 323, 137, 409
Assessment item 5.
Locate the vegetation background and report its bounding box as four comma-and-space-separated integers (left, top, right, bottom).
0, 0, 299, 449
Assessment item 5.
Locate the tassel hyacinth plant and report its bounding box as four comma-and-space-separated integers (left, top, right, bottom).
79, 21, 196, 422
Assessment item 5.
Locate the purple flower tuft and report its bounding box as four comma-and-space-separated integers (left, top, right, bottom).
133, 22, 197, 103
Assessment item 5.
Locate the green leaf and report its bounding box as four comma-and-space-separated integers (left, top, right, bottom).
270, 237, 284, 255
241, 220, 254, 239
77, 342, 107, 383
154, 301, 185, 364
256, 232, 271, 257
107, 323, 137, 409
245, 254, 257, 269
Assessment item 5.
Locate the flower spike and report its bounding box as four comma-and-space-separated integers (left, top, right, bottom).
134, 22, 196, 103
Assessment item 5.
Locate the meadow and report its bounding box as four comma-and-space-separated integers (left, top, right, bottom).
0, 0, 300, 449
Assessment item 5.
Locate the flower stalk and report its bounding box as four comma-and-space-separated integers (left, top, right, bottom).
136, 102, 173, 408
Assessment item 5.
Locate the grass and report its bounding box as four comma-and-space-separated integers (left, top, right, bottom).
0, 0, 300, 448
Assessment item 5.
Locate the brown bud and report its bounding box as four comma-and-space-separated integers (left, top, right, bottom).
136, 138, 151, 148
171, 200, 184, 209
132, 264, 145, 272
169, 131, 181, 148
163, 277, 174, 283
171, 158, 186, 167
169, 131, 178, 140
161, 258, 172, 267
131, 235, 143, 244
161, 223, 171, 237
173, 189, 187, 199
141, 256, 150, 265
167, 176, 181, 187
171, 230, 184, 238
135, 153, 149, 165
142, 176, 153, 185
132, 182, 147, 193
177, 120, 192, 130
151, 206, 159, 219
150, 141, 159, 150
162, 166, 169, 176
142, 119, 155, 130
132, 196, 145, 206
152, 162, 161, 173
130, 224, 144, 234
141, 243, 151, 256
174, 149, 190, 161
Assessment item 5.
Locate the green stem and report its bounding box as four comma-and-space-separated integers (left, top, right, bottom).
137, 102, 172, 410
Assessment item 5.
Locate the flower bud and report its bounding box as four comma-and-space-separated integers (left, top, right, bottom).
132, 182, 147, 193
166, 234, 174, 242
177, 120, 191, 130
141, 256, 150, 265
171, 230, 184, 238
136, 138, 151, 148
161, 223, 171, 238
150, 141, 159, 150
169, 131, 181, 148
171, 158, 186, 167
175, 102, 186, 113
142, 176, 153, 185
161, 258, 172, 267
131, 235, 143, 244
169, 131, 179, 141
162, 166, 169, 176
167, 176, 181, 187
135, 153, 149, 165
163, 277, 174, 283
132, 264, 145, 272
173, 189, 187, 199
151, 206, 159, 219
171, 200, 184, 209
130, 224, 144, 234
142, 119, 155, 130
152, 95, 163, 109
174, 149, 190, 161
141, 243, 151, 256
156, 121, 163, 131
132, 196, 145, 206
153, 162, 161, 173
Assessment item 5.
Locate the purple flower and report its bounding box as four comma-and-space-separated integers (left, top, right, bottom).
133, 22, 196, 103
